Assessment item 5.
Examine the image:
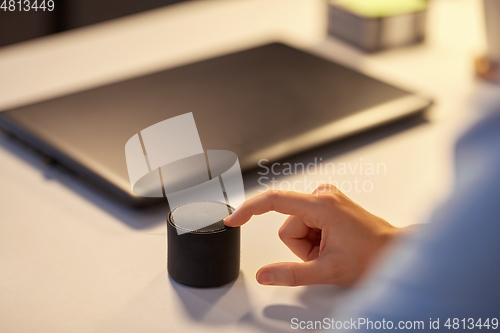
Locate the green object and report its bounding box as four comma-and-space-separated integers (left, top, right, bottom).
334, 0, 427, 17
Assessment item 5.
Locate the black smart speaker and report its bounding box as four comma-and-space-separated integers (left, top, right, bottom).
167, 201, 240, 288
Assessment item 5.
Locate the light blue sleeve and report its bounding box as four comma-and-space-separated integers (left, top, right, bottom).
333, 110, 500, 332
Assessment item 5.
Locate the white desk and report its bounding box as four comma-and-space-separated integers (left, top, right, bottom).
1, 0, 499, 332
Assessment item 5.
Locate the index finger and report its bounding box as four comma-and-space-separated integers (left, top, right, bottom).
223, 190, 322, 227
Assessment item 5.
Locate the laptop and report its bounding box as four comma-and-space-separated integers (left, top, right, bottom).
0, 43, 432, 207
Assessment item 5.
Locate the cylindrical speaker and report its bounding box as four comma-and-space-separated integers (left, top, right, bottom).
167, 201, 240, 288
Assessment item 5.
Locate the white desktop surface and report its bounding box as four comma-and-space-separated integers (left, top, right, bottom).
1, 0, 500, 332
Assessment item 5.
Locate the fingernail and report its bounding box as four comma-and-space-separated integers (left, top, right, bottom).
257, 271, 275, 285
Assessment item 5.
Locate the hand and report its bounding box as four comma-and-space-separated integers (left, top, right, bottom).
224, 185, 401, 287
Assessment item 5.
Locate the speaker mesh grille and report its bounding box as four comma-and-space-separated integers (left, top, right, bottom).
170, 201, 234, 233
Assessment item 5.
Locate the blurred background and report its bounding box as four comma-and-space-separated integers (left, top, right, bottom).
0, 0, 186, 47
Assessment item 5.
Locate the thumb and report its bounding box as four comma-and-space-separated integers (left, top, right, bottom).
256, 259, 330, 286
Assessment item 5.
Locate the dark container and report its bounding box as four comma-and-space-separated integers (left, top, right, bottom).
167, 202, 240, 288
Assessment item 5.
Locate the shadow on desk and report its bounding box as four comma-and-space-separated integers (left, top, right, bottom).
170, 273, 251, 324
239, 285, 349, 332
169, 270, 348, 332
0, 111, 428, 231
